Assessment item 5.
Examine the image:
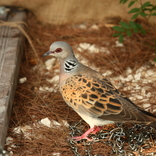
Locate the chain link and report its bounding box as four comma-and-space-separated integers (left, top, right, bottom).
68, 121, 156, 156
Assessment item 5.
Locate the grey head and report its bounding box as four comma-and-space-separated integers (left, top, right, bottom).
43, 41, 80, 73
43, 41, 75, 60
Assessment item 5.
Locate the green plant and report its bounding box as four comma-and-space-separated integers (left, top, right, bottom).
112, 0, 156, 43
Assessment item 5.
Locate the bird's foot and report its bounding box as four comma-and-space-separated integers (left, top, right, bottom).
72, 135, 92, 141
72, 126, 102, 141
90, 126, 102, 134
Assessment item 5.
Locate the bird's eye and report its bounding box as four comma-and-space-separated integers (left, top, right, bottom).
55, 48, 62, 53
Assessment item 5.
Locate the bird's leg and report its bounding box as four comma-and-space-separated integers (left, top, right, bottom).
90, 126, 102, 134
72, 126, 102, 141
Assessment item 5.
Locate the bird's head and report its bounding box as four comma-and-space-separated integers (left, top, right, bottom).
43, 41, 74, 59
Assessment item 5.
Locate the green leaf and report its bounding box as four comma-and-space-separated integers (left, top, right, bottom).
141, 29, 146, 34
128, 8, 140, 13
143, 8, 152, 12
136, 23, 143, 29
120, 0, 128, 4
141, 1, 151, 9
152, 12, 156, 16
152, 6, 156, 11
139, 12, 147, 17
135, 23, 146, 34
119, 0, 123, 4
112, 26, 125, 32
112, 33, 121, 37
128, 1, 136, 7
154, 58, 156, 62
126, 30, 132, 36
133, 28, 139, 33
120, 22, 130, 29
119, 34, 124, 43
131, 13, 139, 20
129, 21, 137, 29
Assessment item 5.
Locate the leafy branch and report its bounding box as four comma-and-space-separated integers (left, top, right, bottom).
112, 0, 156, 43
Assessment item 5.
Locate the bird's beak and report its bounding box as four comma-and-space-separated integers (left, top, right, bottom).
42, 51, 53, 57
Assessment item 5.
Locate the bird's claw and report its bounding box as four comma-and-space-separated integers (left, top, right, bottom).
72, 136, 92, 141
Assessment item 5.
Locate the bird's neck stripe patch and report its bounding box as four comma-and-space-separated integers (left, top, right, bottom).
64, 60, 77, 72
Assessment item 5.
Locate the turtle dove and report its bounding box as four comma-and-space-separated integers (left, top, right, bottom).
43, 41, 156, 141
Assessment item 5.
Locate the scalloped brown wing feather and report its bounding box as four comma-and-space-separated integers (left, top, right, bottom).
61, 74, 156, 125
61, 75, 122, 116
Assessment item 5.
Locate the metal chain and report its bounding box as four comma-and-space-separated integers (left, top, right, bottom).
68, 121, 156, 156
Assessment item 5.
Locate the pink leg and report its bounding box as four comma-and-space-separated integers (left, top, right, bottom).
72, 126, 102, 141
90, 126, 102, 134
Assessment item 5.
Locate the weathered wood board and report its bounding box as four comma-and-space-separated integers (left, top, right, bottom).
0, 9, 26, 151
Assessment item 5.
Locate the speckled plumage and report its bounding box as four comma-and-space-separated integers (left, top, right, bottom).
43, 41, 156, 140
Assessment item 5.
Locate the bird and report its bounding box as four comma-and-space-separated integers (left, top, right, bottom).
43, 41, 156, 141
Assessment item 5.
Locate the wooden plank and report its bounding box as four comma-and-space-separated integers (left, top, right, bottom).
0, 9, 26, 151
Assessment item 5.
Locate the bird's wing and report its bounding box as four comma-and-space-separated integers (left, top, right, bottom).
61, 74, 155, 123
